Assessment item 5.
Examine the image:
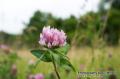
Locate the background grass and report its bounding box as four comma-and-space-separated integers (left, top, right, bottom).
6, 45, 118, 79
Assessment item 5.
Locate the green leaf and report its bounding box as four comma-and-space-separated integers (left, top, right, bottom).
53, 44, 70, 55
51, 52, 60, 65
59, 57, 76, 72
51, 51, 75, 72
31, 49, 52, 62
48, 45, 75, 71
50, 49, 69, 60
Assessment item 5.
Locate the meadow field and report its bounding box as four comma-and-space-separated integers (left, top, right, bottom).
1, 45, 120, 79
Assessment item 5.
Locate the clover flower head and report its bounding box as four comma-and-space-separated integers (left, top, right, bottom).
39, 26, 67, 48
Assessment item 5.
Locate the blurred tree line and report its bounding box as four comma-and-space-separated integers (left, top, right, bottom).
103, 0, 120, 45
0, 0, 120, 48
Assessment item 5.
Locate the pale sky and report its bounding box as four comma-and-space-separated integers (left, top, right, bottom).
0, 0, 100, 34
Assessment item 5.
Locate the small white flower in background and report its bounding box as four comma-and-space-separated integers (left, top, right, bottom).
39, 26, 67, 48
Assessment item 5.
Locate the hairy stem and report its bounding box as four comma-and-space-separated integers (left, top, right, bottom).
52, 55, 60, 79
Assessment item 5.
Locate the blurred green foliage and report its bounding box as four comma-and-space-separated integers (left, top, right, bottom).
104, 0, 120, 45
0, 52, 18, 79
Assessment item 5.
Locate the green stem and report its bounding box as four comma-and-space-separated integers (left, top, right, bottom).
91, 45, 95, 64
98, 0, 114, 37
51, 55, 60, 79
